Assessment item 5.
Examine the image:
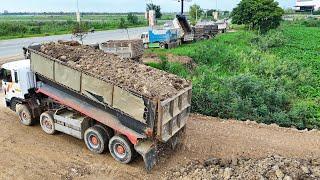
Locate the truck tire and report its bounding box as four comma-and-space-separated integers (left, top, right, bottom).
95, 124, 114, 141
84, 126, 108, 154
143, 43, 149, 49
10, 98, 19, 112
109, 135, 134, 164
40, 111, 56, 135
159, 43, 165, 49
16, 104, 34, 126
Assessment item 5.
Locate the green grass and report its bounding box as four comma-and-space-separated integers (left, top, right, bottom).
0, 13, 176, 40
0, 13, 150, 40
147, 21, 320, 129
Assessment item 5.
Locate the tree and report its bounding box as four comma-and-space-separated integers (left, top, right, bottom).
206, 9, 216, 17
231, 0, 284, 33
189, 4, 203, 22
127, 13, 139, 24
146, 3, 162, 19
118, 17, 127, 28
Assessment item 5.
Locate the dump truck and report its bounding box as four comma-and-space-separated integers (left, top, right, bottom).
99, 40, 144, 62
193, 24, 219, 41
215, 19, 228, 33
0, 42, 192, 171
141, 29, 180, 49
173, 14, 194, 43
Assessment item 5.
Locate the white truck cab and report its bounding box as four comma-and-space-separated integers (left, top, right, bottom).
0, 60, 35, 106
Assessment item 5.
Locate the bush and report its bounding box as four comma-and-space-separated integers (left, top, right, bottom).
251, 30, 286, 51
127, 13, 139, 25
301, 19, 320, 27
0, 23, 28, 36
118, 18, 126, 28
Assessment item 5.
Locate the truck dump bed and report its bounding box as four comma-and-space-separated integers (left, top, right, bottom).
99, 40, 144, 61
27, 41, 192, 143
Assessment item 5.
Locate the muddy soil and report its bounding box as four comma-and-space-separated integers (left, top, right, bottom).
39, 41, 190, 100
0, 89, 319, 180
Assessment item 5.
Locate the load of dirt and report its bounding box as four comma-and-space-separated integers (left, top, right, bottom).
100, 39, 144, 60
39, 41, 190, 100
165, 155, 320, 180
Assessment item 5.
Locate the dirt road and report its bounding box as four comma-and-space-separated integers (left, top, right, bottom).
0, 91, 319, 179
0, 54, 24, 66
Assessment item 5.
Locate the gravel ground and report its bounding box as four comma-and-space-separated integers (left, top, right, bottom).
165, 155, 320, 180
39, 41, 190, 100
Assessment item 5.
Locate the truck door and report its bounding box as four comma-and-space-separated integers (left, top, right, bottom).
141, 33, 149, 44
1, 69, 24, 101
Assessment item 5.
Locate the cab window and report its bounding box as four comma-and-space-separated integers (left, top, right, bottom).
14, 71, 18, 83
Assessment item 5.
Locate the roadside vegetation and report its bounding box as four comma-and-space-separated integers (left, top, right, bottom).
146, 20, 320, 129
0, 13, 149, 40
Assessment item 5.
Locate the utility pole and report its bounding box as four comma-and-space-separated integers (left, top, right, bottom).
181, 0, 184, 14
178, 0, 192, 15
216, 0, 218, 11
73, 0, 87, 44
196, 8, 198, 22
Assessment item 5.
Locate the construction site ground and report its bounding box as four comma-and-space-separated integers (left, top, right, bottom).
0, 89, 319, 179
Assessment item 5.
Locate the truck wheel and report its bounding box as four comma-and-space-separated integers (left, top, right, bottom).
84, 126, 108, 154
159, 43, 165, 49
109, 135, 134, 164
10, 98, 19, 112
95, 124, 114, 141
40, 111, 56, 135
16, 104, 34, 126
143, 43, 149, 49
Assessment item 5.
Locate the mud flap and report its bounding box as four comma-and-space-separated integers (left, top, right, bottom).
134, 141, 157, 172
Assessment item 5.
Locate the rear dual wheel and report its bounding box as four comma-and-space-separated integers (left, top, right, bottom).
40, 111, 56, 135
109, 135, 134, 164
85, 125, 134, 163
84, 125, 111, 154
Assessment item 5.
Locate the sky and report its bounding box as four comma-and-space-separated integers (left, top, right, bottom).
0, 0, 296, 13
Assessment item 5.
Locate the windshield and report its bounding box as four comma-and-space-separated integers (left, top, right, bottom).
0, 69, 12, 82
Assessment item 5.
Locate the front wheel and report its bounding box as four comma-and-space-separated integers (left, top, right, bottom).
159, 43, 165, 49
109, 135, 134, 164
16, 104, 34, 126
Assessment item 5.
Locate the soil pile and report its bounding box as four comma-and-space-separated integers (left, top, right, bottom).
101, 39, 144, 60
165, 155, 320, 180
39, 41, 190, 100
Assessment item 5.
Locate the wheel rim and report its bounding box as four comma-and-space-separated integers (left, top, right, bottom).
20, 111, 30, 123
88, 134, 100, 149
114, 143, 126, 159
42, 117, 53, 130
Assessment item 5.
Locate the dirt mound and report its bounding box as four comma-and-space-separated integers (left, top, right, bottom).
39, 41, 190, 100
101, 39, 144, 60
165, 155, 320, 179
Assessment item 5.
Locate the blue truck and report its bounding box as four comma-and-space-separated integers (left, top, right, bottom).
141, 29, 180, 49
